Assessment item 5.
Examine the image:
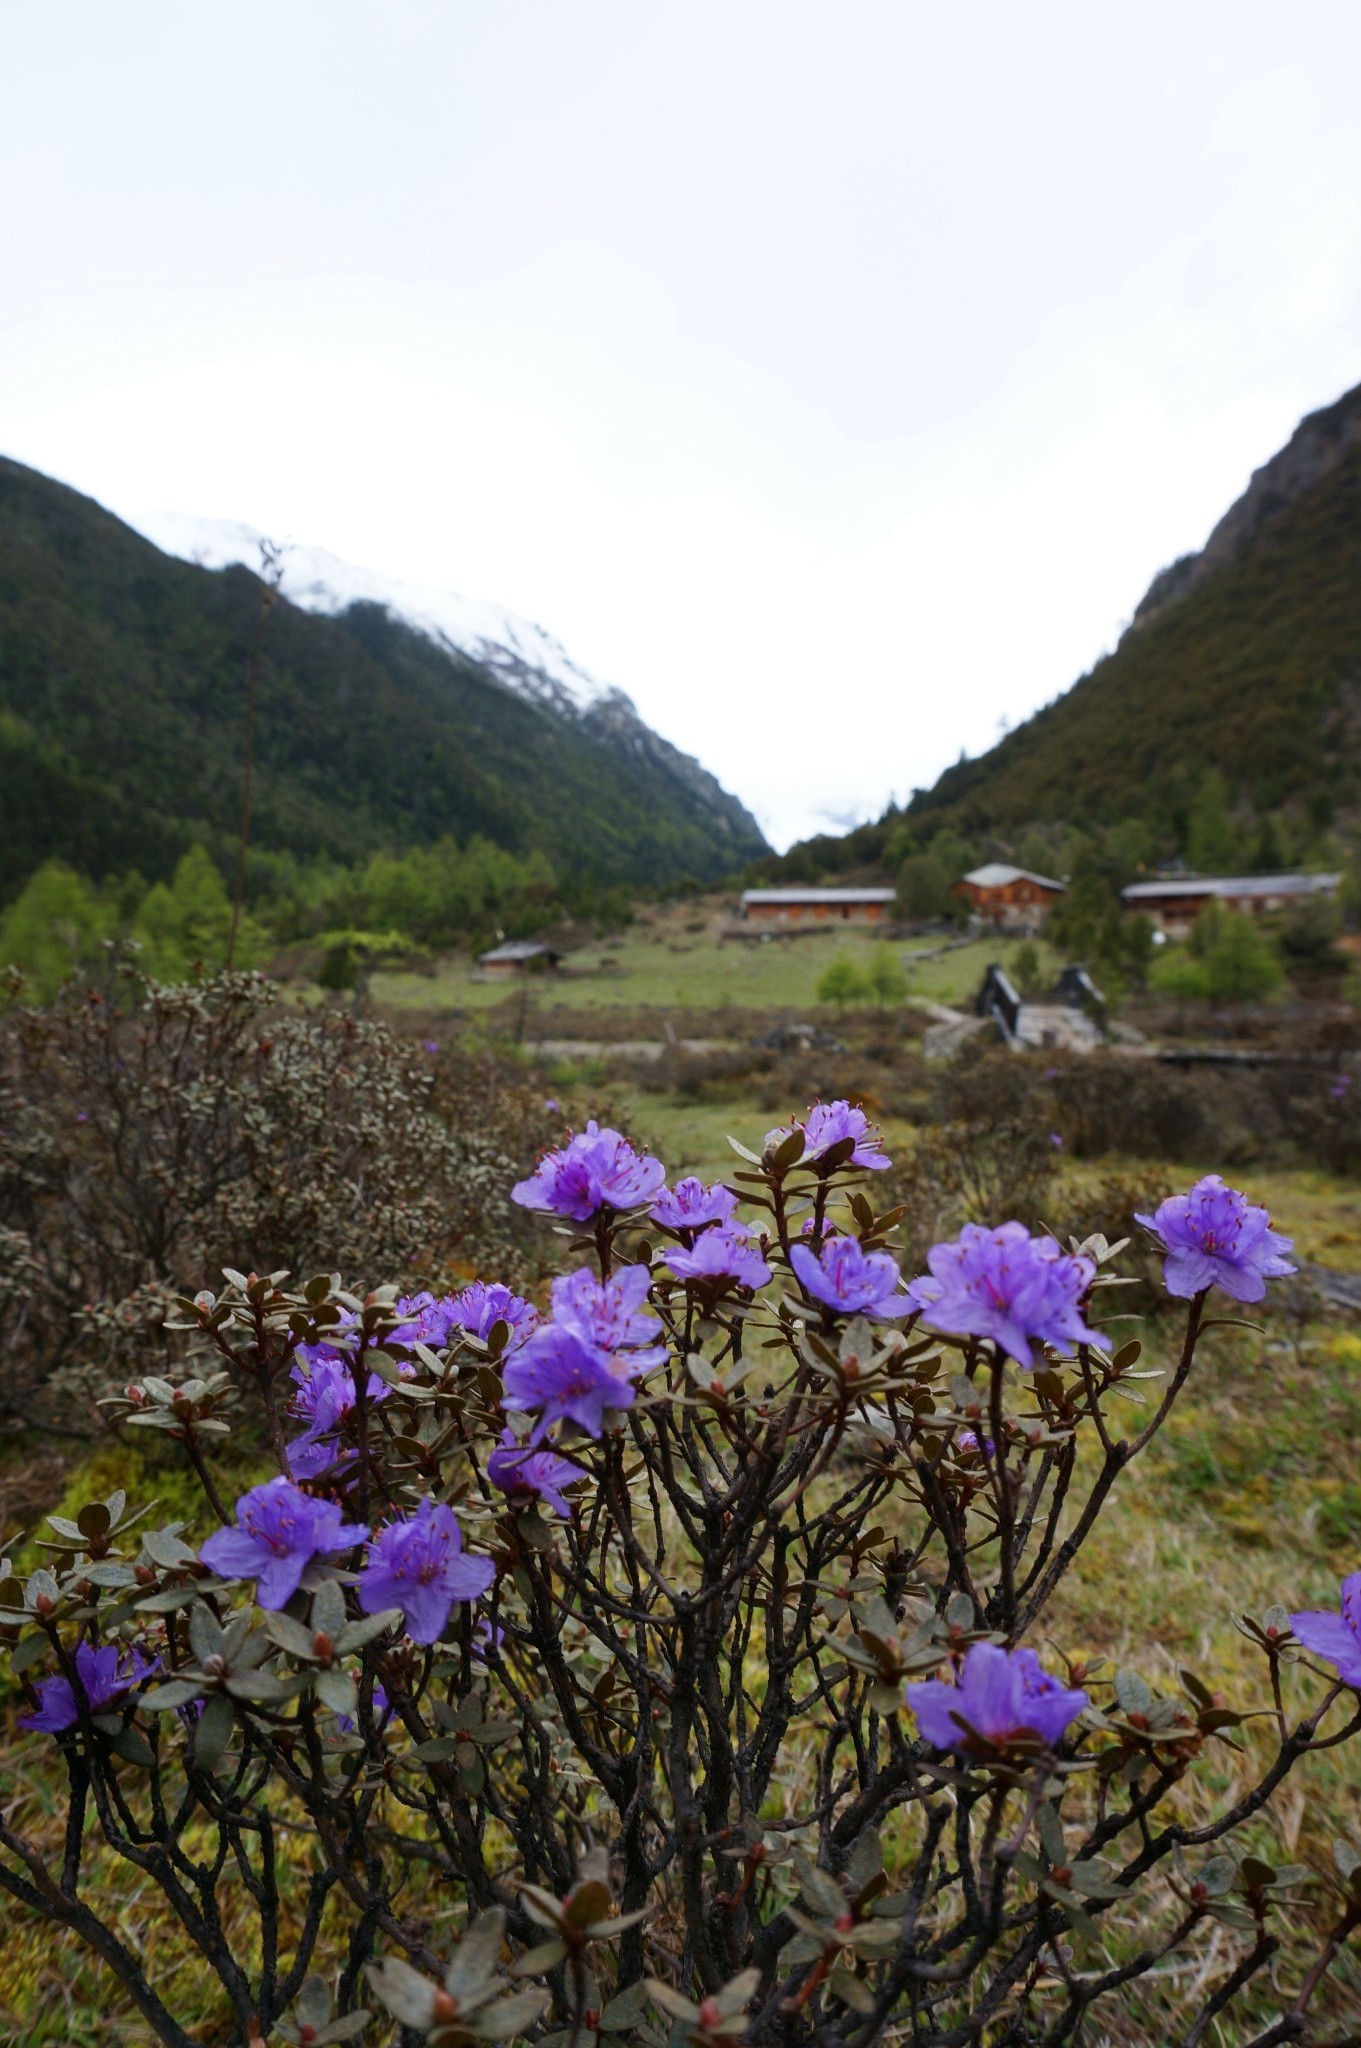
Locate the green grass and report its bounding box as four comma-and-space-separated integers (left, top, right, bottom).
368, 906, 1059, 1020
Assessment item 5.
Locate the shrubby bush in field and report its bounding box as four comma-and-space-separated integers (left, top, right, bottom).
2, 1100, 1359, 2045
0, 960, 551, 1427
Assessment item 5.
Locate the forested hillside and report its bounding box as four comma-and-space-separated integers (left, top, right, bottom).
0, 457, 767, 898
766, 380, 1361, 878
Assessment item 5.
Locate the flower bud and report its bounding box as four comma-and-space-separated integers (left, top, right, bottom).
834, 1911, 855, 1934
698, 1998, 722, 2029
433, 1990, 459, 2023
311, 1631, 334, 1662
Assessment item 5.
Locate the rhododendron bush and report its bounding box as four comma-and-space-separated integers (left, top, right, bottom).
1, 1104, 1359, 2047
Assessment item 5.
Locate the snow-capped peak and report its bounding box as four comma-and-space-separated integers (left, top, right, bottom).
132, 511, 622, 721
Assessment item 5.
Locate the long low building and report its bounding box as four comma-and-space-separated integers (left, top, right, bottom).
739, 887, 896, 925
1121, 871, 1341, 932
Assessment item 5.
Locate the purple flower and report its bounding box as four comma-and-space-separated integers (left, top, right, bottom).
909, 1222, 1099, 1368
472, 1619, 505, 1664
423, 1040, 440, 1055
357, 1499, 494, 1646
1330, 1074, 1353, 1101
543, 1097, 561, 1113
287, 1349, 389, 1478
1136, 1176, 1296, 1304
954, 1429, 995, 1457
1049, 1132, 1064, 1149
1290, 1571, 1361, 1688
669, 1227, 772, 1293
790, 1236, 908, 1319
551, 1266, 668, 1368
650, 1177, 741, 1236
426, 1281, 540, 1354
908, 1643, 1089, 1755
20, 1641, 160, 1733
387, 1290, 458, 1347
199, 1478, 369, 1609
766, 1100, 891, 1173
502, 1325, 641, 1441
512, 1120, 666, 1222
487, 1429, 586, 1516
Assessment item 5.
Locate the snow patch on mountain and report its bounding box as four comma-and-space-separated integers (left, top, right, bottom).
133, 511, 621, 721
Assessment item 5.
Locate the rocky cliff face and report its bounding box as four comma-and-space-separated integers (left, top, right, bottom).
1130, 379, 1361, 631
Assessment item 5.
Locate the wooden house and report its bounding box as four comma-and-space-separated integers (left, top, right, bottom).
955, 864, 1066, 932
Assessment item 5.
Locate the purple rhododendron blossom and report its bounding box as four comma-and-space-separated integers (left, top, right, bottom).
487, 1429, 585, 1516
287, 1349, 389, 1478
954, 1430, 996, 1457
791, 1236, 908, 1319
1290, 1571, 1361, 1688
472, 1618, 505, 1663
387, 1291, 458, 1347
551, 1266, 668, 1368
767, 1099, 891, 1173
908, 1643, 1089, 1755
1135, 1176, 1296, 1304
502, 1325, 641, 1442
199, 1478, 368, 1609
650, 1176, 741, 1236
20, 1641, 160, 1733
357, 1499, 494, 1646
444, 1280, 540, 1353
669, 1227, 772, 1292
909, 1222, 1100, 1368
512, 1121, 666, 1221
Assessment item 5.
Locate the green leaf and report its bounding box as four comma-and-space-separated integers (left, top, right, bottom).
1113, 1669, 1151, 1716
318, 2015, 370, 2045
445, 1907, 507, 2000
367, 1957, 439, 2029
828, 1966, 875, 2014
188, 1602, 224, 1664
295, 1976, 332, 2029
472, 1988, 550, 2040
109, 1725, 157, 1768
335, 1609, 402, 1654
599, 1984, 652, 2030
315, 1665, 358, 1719
11, 1631, 52, 1676
194, 1692, 235, 1770
509, 1938, 567, 1977
312, 1581, 347, 1640
139, 1678, 205, 1711
726, 1136, 764, 1165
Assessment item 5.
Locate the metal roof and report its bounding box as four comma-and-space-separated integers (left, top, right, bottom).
1122, 872, 1341, 903
740, 887, 897, 905
478, 940, 559, 963
961, 864, 1066, 892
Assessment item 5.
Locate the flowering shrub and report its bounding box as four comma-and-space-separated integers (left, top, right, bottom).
0, 960, 556, 1429
2, 1105, 1360, 2047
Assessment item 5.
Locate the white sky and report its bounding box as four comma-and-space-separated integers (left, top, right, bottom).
3, 2, 1361, 850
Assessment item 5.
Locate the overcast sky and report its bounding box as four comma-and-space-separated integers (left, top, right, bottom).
3, 3, 1361, 849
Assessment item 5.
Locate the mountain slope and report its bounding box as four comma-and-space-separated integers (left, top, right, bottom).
914, 381, 1361, 838
0, 459, 767, 897
135, 513, 623, 721
766, 380, 1361, 875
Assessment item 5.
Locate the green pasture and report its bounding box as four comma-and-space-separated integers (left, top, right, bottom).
368, 917, 1060, 1018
